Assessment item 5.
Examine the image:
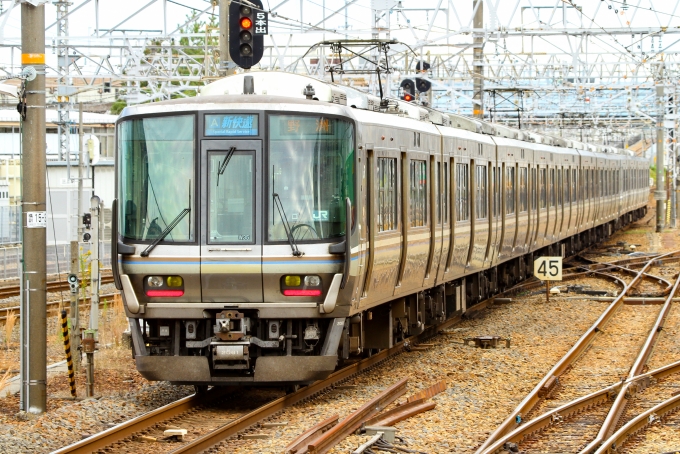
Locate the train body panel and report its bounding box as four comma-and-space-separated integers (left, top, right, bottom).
112, 72, 649, 386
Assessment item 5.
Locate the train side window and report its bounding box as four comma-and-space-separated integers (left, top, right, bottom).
377, 157, 397, 232
539, 168, 547, 209
409, 160, 427, 227
572, 169, 577, 203
557, 169, 563, 206
563, 169, 569, 205
506, 166, 516, 215
549, 168, 556, 207
476, 165, 488, 219
519, 167, 528, 212
456, 163, 469, 222
492, 167, 499, 217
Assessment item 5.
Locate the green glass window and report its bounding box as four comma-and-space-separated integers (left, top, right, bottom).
118, 115, 195, 242
268, 115, 354, 241
208, 151, 254, 243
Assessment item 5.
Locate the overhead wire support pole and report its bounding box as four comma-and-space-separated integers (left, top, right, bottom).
656, 78, 666, 233
21, 0, 47, 414
472, 0, 484, 119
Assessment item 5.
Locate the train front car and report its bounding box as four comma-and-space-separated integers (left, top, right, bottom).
113, 73, 357, 386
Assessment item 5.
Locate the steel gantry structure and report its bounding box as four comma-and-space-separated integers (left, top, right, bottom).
0, 0, 679, 151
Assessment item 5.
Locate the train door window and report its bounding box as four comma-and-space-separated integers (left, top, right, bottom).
437, 161, 442, 224
410, 160, 427, 227
492, 167, 499, 217
549, 168, 556, 207
476, 165, 488, 219
558, 169, 563, 206
443, 161, 449, 224
377, 157, 397, 232
208, 151, 254, 243
519, 167, 528, 212
572, 169, 577, 202
506, 166, 516, 215
531, 168, 537, 210
539, 168, 547, 209
456, 163, 469, 222
563, 169, 569, 204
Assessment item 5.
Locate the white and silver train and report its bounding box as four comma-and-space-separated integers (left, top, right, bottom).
112, 72, 649, 386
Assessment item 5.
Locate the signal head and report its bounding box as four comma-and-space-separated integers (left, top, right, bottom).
240, 16, 252, 29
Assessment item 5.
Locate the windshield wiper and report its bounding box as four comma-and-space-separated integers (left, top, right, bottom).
141, 208, 191, 257
272, 193, 303, 257
216, 146, 236, 187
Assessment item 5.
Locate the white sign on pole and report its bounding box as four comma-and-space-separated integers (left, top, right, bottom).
534, 257, 563, 281
26, 211, 47, 228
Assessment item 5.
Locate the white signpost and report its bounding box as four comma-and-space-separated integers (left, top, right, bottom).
534, 257, 563, 303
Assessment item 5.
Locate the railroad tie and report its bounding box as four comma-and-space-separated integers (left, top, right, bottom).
60, 310, 77, 398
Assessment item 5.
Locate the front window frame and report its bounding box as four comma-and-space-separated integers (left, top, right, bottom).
116, 111, 199, 245
265, 111, 357, 245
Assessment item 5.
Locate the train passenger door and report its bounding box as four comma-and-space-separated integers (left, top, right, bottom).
200, 139, 263, 302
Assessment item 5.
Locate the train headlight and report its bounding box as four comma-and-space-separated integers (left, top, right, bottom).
167, 276, 183, 287
304, 275, 321, 287
284, 275, 301, 287
147, 276, 163, 287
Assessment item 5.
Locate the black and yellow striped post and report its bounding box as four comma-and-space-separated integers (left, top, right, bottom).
60, 310, 77, 398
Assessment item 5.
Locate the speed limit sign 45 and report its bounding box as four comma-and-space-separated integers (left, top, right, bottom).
534, 257, 562, 281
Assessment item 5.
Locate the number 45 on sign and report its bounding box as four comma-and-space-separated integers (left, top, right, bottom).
534, 257, 562, 281
534, 257, 562, 303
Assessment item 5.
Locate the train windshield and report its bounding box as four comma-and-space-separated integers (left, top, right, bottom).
118, 115, 195, 242
268, 114, 354, 242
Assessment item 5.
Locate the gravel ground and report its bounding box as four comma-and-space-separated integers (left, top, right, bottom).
3, 201, 680, 454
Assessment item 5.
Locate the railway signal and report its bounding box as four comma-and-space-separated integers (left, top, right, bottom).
229, 0, 266, 69
400, 79, 415, 101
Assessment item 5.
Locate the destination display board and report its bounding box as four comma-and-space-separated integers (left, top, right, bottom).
205, 114, 258, 136
278, 116, 335, 136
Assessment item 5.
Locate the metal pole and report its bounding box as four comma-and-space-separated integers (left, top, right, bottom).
220, 0, 236, 76
83, 330, 95, 397
656, 83, 666, 232
473, 0, 484, 119
21, 0, 47, 414
89, 196, 100, 334
69, 240, 80, 371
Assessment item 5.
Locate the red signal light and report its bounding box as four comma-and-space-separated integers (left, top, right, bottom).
404, 93, 413, 102
240, 17, 253, 29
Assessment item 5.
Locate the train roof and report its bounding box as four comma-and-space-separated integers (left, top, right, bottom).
122, 72, 642, 159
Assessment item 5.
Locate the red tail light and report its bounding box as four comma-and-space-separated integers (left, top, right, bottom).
146, 289, 184, 297
283, 289, 322, 296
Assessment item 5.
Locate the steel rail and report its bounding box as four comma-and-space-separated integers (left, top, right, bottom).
481, 359, 680, 454
0, 292, 118, 322
167, 312, 468, 454
579, 269, 680, 453
51, 392, 204, 454
595, 393, 680, 454
474, 249, 680, 454
0, 274, 114, 299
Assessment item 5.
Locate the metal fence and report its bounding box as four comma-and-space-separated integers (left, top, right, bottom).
0, 241, 111, 281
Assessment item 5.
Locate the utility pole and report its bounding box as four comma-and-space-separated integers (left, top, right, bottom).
656, 82, 666, 232
21, 0, 47, 414
220, 0, 236, 76
472, 0, 484, 119
670, 89, 677, 228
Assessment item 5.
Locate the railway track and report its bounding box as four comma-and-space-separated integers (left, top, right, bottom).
51, 291, 497, 454
0, 292, 118, 322
476, 249, 680, 454
0, 273, 114, 299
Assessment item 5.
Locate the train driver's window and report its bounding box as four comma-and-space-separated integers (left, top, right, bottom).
377, 157, 397, 232
208, 151, 254, 243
